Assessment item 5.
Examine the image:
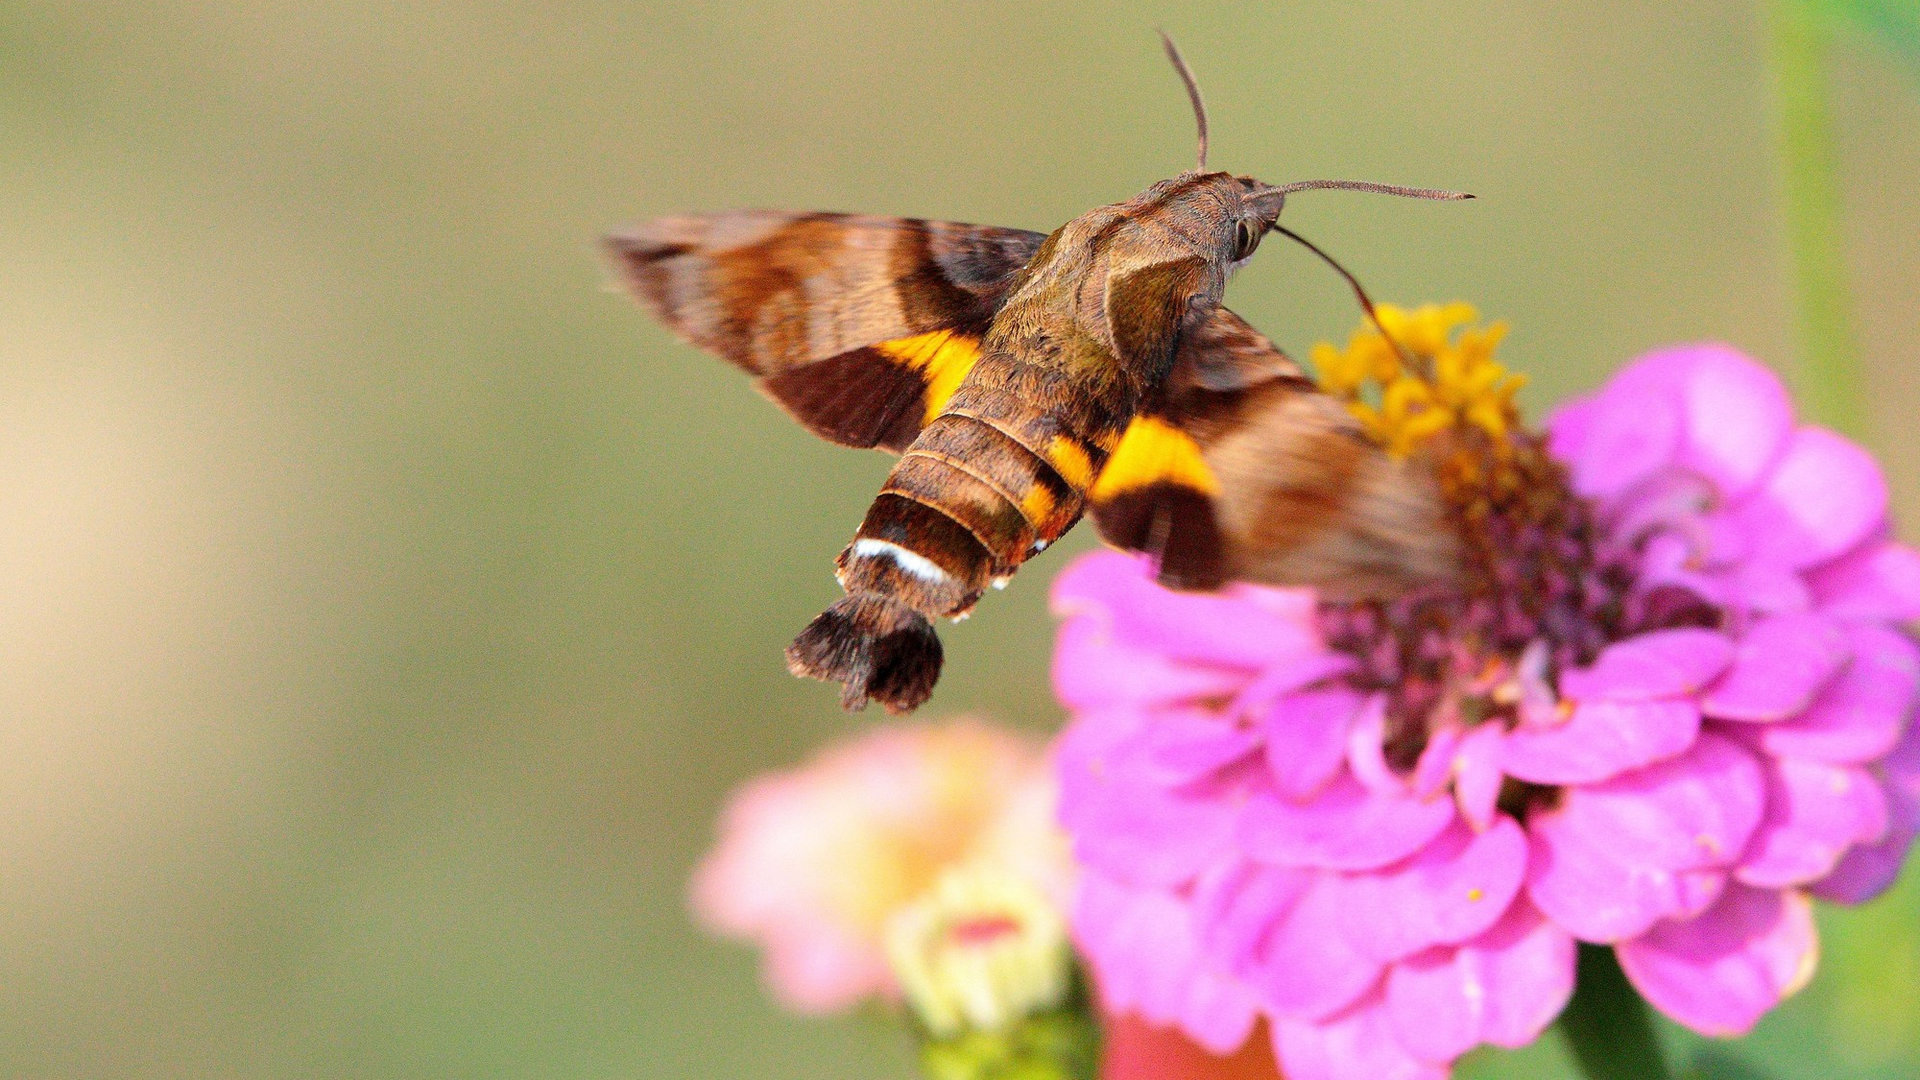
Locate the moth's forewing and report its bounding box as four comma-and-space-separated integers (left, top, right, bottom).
605, 212, 1043, 451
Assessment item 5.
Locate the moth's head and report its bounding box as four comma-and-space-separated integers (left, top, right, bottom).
1149, 34, 1469, 273
1112, 172, 1288, 270
1229, 177, 1287, 265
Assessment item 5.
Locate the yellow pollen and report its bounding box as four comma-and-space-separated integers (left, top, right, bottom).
1466, 887, 1485, 902
1309, 303, 1524, 459
1555, 699, 1576, 721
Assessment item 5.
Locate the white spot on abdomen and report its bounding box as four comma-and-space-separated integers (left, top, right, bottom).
850, 538, 951, 584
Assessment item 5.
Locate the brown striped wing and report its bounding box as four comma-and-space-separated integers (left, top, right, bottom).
1089, 309, 1462, 598
606, 212, 1045, 452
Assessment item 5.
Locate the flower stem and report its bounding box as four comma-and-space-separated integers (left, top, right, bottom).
1766, 0, 1866, 438
1557, 944, 1674, 1080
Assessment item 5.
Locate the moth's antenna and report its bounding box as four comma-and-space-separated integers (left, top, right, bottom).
1271, 224, 1419, 370
1274, 179, 1474, 201
1158, 30, 1209, 171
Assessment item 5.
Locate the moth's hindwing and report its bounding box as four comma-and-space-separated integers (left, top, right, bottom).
1088, 414, 1228, 588
606, 212, 1043, 452
1087, 308, 1462, 598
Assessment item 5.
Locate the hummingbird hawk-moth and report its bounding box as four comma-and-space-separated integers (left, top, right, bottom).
607, 37, 1470, 715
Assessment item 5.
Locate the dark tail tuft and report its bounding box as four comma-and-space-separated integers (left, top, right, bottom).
785, 593, 944, 715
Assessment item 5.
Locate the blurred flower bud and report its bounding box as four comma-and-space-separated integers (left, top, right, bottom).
886, 864, 1098, 1080
886, 864, 1073, 1039
691, 718, 1070, 1014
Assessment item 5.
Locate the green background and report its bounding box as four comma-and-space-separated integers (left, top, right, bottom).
2, 1, 1916, 1077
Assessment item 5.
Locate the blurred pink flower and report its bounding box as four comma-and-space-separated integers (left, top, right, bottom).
1055, 344, 1920, 1079
693, 718, 1070, 1013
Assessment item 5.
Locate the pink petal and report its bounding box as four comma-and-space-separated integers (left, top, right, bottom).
1142, 711, 1263, 784
1884, 712, 1920, 811
1502, 700, 1701, 785
1525, 813, 1727, 943
1191, 860, 1312, 973
1074, 873, 1198, 1024
1557, 629, 1735, 702
1809, 537, 1920, 620
1656, 344, 1796, 498
1384, 899, 1577, 1061
1056, 711, 1240, 887
1242, 873, 1386, 1020
759, 925, 892, 1013
1234, 652, 1358, 720
1176, 969, 1263, 1056
1812, 718, 1920, 902
1452, 724, 1507, 831
1542, 734, 1765, 869
1551, 345, 1795, 503
1330, 817, 1529, 962
1810, 819, 1919, 903
1238, 772, 1457, 871
1616, 885, 1818, 1037
1543, 394, 1599, 473
1408, 726, 1463, 800
1708, 554, 1816, 616
1467, 900, 1581, 1046
1264, 687, 1366, 800
1346, 695, 1406, 794
1053, 613, 1247, 709
1549, 377, 1682, 499
1728, 426, 1889, 571
1051, 551, 1322, 671
1526, 734, 1765, 940
1749, 621, 1919, 763
1272, 991, 1449, 1080
1701, 613, 1851, 722
1081, 870, 1265, 1056
1736, 756, 1890, 888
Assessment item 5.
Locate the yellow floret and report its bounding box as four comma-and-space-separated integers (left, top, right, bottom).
1311, 303, 1523, 457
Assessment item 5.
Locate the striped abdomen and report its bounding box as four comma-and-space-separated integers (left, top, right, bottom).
835, 349, 1130, 619
786, 354, 1128, 714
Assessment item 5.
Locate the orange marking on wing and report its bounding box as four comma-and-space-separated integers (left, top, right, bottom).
874, 331, 982, 423
1089, 416, 1220, 502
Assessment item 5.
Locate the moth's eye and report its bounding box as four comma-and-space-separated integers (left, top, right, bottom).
1233, 220, 1263, 261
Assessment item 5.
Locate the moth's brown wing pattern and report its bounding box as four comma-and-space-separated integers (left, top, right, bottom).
606, 212, 1044, 451
1189, 382, 1463, 601
1088, 308, 1461, 598
1172, 305, 1313, 392
1084, 308, 1299, 589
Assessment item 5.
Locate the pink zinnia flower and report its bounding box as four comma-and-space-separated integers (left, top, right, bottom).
1054, 317, 1920, 1080
693, 718, 1070, 1013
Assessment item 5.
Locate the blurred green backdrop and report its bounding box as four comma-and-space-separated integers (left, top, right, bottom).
1, 2, 1916, 1077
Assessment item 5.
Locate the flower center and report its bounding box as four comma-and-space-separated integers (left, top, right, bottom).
1309, 305, 1718, 776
